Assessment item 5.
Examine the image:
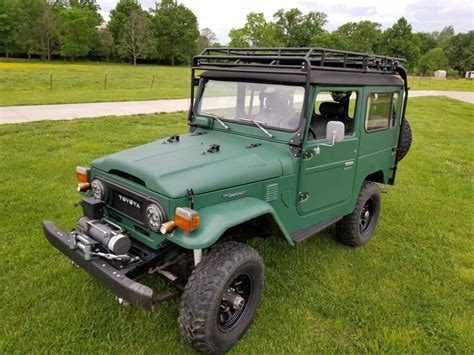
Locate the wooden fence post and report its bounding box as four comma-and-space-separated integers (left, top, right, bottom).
150, 74, 155, 89
104, 71, 108, 90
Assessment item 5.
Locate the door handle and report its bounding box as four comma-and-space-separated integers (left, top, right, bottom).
344, 160, 354, 167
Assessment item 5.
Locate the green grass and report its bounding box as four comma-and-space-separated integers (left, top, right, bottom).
1, 97, 473, 353
408, 76, 474, 91
1, 59, 473, 107
0, 59, 190, 106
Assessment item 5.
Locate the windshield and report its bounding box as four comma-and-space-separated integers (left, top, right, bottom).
197, 80, 305, 131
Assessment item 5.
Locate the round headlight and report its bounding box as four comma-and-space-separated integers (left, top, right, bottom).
91, 179, 105, 200
146, 203, 166, 232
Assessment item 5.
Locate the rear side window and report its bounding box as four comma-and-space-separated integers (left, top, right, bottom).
365, 92, 397, 132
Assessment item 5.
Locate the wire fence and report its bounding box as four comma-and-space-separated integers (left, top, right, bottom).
0, 69, 472, 92
0, 67, 190, 92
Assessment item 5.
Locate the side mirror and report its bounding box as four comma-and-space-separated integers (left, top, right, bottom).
326, 121, 345, 143
314, 121, 345, 155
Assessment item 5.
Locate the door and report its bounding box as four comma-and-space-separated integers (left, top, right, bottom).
357, 87, 403, 180
298, 88, 361, 215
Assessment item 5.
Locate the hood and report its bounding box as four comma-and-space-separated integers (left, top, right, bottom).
92, 131, 294, 198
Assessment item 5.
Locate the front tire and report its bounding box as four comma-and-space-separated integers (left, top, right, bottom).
178, 242, 264, 354
336, 181, 381, 246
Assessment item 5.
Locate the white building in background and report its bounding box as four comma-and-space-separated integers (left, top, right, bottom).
434, 70, 447, 78
465, 71, 474, 79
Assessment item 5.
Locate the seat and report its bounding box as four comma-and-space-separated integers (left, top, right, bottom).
310, 101, 353, 139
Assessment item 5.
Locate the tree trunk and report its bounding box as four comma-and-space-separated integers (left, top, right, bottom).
133, 55, 137, 66
171, 56, 175, 66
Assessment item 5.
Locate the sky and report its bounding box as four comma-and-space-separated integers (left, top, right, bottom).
97, 0, 474, 44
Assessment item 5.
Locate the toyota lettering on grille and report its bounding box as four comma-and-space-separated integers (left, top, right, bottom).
118, 194, 141, 210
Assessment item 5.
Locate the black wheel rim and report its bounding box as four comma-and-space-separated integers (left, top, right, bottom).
359, 198, 374, 234
217, 273, 252, 332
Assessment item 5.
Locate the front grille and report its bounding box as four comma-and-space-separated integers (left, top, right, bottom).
101, 178, 150, 225
110, 188, 146, 224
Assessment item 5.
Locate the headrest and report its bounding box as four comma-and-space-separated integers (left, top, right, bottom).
319, 102, 344, 117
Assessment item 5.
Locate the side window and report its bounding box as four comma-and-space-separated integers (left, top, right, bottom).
365, 92, 396, 132
308, 90, 357, 140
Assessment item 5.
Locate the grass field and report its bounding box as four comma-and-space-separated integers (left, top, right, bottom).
1, 97, 473, 353
0, 59, 473, 107
0, 59, 190, 106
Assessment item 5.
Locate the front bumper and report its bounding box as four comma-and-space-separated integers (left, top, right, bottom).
43, 221, 155, 310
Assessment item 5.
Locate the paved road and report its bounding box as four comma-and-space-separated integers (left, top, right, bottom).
0, 90, 472, 125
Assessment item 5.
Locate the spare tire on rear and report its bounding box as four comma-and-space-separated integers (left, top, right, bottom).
396, 119, 412, 162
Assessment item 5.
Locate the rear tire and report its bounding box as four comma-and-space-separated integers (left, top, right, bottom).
336, 181, 381, 246
178, 242, 264, 354
396, 119, 412, 162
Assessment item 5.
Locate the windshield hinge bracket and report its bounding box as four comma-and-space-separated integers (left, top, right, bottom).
187, 188, 195, 209
164, 135, 180, 144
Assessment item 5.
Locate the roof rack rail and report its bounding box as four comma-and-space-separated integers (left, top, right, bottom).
193, 47, 405, 75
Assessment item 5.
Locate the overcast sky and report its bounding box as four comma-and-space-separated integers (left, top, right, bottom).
97, 0, 474, 44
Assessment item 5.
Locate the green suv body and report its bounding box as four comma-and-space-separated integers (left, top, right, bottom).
43, 48, 411, 353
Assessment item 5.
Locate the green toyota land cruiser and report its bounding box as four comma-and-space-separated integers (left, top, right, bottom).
43, 48, 412, 353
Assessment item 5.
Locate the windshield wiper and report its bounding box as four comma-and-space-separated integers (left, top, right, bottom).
200, 112, 229, 130
235, 118, 274, 138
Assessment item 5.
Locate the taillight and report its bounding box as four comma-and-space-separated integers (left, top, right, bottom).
174, 207, 200, 233
76, 166, 90, 183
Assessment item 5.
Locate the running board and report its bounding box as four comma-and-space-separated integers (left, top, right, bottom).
291, 216, 342, 243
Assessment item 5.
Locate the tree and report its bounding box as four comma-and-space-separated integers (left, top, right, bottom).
8, 0, 43, 59
445, 31, 474, 75
380, 17, 420, 70
413, 32, 436, 55
228, 12, 279, 47
123, 9, 148, 65
149, 0, 199, 65
38, 0, 60, 61
418, 48, 448, 75
335, 21, 382, 53
197, 27, 217, 53
431, 26, 454, 49
107, 0, 141, 58
60, 6, 100, 60
0, 0, 16, 57
273, 8, 327, 47
228, 28, 250, 47
311, 31, 349, 50
96, 27, 114, 61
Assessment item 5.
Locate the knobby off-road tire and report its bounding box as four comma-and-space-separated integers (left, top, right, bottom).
396, 119, 412, 163
178, 241, 264, 354
336, 181, 381, 246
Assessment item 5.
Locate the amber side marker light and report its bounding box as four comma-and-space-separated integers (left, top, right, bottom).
76, 166, 90, 183
174, 207, 200, 233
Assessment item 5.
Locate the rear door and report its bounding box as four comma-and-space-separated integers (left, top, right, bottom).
357, 87, 403, 180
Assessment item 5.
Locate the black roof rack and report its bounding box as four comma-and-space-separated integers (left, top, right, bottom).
193, 47, 405, 75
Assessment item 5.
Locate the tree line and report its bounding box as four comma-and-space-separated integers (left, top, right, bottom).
0, 1, 472, 75
0, 0, 212, 65
229, 9, 474, 75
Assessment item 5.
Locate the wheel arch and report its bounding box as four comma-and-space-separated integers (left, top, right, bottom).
365, 170, 385, 184
167, 197, 294, 250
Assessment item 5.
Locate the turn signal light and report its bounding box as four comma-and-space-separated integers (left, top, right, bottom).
76, 166, 90, 183
175, 207, 200, 233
